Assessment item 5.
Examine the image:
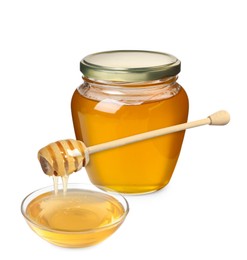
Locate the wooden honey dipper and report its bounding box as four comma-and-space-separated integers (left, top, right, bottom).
38, 110, 230, 177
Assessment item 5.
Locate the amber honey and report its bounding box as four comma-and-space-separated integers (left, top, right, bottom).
71, 84, 189, 194
72, 50, 189, 194
24, 188, 126, 247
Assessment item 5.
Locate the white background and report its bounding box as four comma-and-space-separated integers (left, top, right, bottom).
0, 0, 246, 259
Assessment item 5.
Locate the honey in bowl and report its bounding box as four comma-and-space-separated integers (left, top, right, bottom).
21, 184, 129, 248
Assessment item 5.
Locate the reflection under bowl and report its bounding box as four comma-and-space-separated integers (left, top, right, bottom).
21, 183, 129, 248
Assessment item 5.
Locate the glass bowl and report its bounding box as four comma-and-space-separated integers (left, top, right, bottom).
21, 183, 129, 248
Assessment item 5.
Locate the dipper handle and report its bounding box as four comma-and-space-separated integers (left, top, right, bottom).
88, 110, 230, 154
208, 110, 230, 125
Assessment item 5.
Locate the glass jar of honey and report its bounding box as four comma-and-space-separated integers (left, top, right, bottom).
71, 50, 189, 194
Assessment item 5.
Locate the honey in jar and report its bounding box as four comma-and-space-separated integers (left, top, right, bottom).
71, 50, 189, 194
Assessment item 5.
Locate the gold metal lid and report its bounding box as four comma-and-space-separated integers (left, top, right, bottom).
80, 50, 181, 82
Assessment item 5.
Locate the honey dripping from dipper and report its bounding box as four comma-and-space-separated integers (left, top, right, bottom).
38, 139, 88, 194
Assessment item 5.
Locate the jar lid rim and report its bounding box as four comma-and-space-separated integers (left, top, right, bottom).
80, 50, 181, 82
